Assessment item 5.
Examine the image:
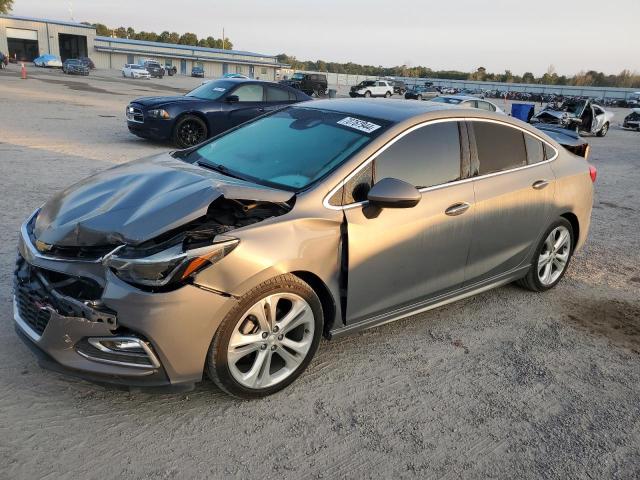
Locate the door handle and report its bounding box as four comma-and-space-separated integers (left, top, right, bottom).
532, 180, 549, 190
445, 202, 470, 216
257, 107, 265, 112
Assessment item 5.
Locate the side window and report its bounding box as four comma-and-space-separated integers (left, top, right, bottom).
544, 144, 557, 160
524, 134, 545, 164
465, 100, 479, 108
288, 91, 298, 101
266, 86, 290, 102
477, 101, 494, 111
374, 122, 462, 188
344, 163, 374, 204
233, 84, 264, 102
473, 122, 527, 175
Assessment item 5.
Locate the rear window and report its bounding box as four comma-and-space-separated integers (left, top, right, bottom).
473, 122, 527, 175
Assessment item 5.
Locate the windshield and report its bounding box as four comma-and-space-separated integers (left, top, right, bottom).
292, 73, 305, 80
430, 97, 462, 104
358, 81, 376, 87
185, 107, 389, 191
185, 80, 235, 100
131, 65, 143, 69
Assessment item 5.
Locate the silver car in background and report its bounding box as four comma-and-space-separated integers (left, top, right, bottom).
13, 99, 595, 398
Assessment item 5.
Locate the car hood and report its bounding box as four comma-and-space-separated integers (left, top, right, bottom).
534, 109, 569, 120
131, 96, 198, 107
33, 153, 293, 247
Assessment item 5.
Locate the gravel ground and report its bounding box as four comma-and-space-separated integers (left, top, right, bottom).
0, 66, 639, 480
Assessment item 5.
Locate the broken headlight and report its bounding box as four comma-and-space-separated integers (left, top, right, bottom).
103, 236, 238, 288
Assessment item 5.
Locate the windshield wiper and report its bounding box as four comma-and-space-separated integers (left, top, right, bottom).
196, 161, 248, 181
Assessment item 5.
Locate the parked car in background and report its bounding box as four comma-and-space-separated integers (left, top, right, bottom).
62, 59, 90, 76
191, 66, 205, 78
126, 78, 312, 147
279, 72, 328, 97
429, 95, 505, 114
140, 60, 164, 78
405, 85, 440, 101
122, 64, 151, 79
0, 51, 7, 69
15, 99, 595, 398
627, 92, 640, 107
623, 108, 640, 131
33, 54, 62, 68
77, 57, 95, 69
531, 98, 613, 136
349, 80, 393, 98
392, 80, 407, 95
164, 64, 177, 76
223, 73, 249, 79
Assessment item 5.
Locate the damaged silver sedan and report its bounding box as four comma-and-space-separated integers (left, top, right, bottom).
14, 99, 595, 398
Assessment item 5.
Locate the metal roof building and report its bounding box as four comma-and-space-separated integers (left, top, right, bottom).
0, 14, 284, 79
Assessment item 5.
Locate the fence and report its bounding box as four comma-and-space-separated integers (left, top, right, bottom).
289, 69, 639, 100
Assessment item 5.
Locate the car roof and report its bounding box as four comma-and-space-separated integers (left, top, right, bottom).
300, 98, 461, 122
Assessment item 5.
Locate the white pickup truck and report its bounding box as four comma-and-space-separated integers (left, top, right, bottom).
349, 80, 394, 98
122, 64, 151, 79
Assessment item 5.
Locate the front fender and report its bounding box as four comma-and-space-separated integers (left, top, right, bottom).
192, 216, 342, 313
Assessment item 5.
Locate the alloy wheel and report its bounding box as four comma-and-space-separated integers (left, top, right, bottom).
178, 121, 206, 146
227, 293, 315, 389
537, 226, 571, 286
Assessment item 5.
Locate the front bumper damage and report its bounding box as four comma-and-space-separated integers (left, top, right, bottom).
13, 214, 236, 390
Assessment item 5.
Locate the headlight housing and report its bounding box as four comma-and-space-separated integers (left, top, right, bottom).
103, 236, 238, 288
147, 108, 171, 119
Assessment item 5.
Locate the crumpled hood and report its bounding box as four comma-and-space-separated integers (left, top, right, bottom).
34, 153, 293, 247
131, 96, 198, 108
535, 109, 570, 120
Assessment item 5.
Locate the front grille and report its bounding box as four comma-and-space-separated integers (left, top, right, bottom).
126, 105, 144, 123
15, 284, 51, 336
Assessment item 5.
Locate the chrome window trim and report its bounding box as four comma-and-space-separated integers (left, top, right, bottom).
323, 117, 559, 211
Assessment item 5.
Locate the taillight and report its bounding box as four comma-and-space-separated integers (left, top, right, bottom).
589, 165, 597, 183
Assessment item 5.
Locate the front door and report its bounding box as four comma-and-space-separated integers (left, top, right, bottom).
180, 59, 187, 75
213, 84, 266, 136
344, 121, 474, 323
465, 120, 556, 284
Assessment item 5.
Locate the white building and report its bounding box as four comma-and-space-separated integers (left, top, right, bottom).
0, 14, 285, 80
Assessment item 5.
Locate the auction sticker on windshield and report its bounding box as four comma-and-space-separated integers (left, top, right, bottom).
337, 117, 381, 133
213, 87, 226, 92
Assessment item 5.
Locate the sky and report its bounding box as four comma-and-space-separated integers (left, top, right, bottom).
10, 0, 640, 76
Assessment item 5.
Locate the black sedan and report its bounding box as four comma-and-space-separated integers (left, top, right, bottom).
62, 59, 90, 76
126, 79, 312, 148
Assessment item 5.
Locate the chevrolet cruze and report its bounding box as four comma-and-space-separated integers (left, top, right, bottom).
14, 99, 595, 398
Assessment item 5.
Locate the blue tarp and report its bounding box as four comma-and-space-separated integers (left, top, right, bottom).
511, 103, 535, 122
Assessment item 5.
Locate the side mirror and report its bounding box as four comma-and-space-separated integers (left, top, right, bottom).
226, 95, 239, 103
367, 177, 421, 209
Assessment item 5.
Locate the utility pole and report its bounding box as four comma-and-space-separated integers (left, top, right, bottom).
222, 28, 225, 50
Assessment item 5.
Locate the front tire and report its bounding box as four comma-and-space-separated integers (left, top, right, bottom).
417, 94, 422, 101
206, 274, 323, 399
384, 91, 391, 98
597, 122, 609, 137
364, 90, 371, 98
172, 114, 208, 148
517, 218, 574, 292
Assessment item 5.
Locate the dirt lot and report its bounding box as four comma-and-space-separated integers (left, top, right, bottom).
0, 66, 639, 480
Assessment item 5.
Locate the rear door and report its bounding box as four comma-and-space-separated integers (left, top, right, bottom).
344, 121, 474, 323
264, 85, 297, 113
465, 120, 556, 284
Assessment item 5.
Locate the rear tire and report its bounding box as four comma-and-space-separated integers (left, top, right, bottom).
364, 91, 371, 98
384, 91, 391, 98
417, 94, 422, 101
206, 274, 323, 399
516, 218, 574, 292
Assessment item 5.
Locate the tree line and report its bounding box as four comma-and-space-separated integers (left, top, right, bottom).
84, 23, 233, 50
277, 54, 640, 89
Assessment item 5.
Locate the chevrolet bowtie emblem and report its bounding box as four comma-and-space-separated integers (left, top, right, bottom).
35, 240, 53, 253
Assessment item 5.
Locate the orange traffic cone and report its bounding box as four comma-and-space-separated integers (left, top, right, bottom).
21, 63, 27, 79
